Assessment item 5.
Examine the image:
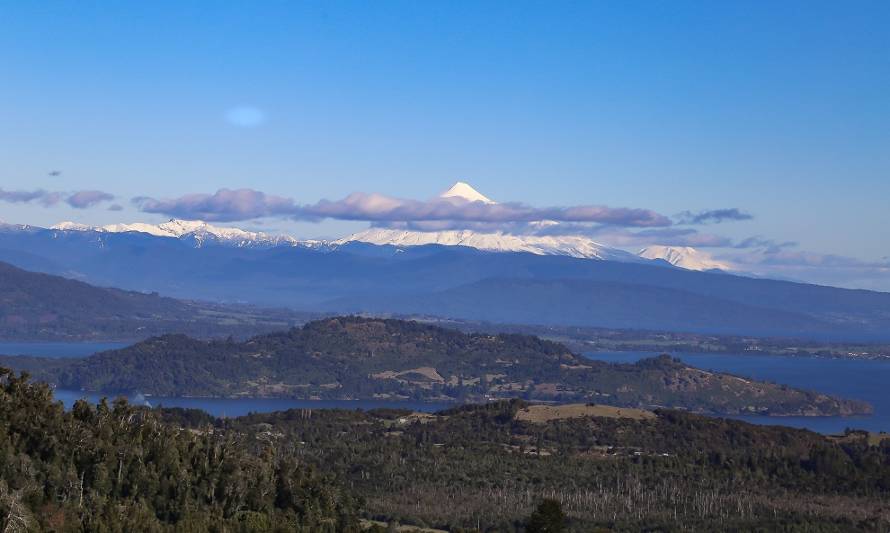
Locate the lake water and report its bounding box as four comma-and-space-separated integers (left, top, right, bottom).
52, 389, 453, 418
0, 341, 129, 358
584, 352, 890, 435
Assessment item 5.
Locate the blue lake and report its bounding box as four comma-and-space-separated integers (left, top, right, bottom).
584, 352, 890, 435
52, 390, 453, 418
0, 341, 129, 358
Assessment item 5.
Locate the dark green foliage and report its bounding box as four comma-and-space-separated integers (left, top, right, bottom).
1, 367, 889, 531
0, 368, 357, 531
16, 317, 870, 416
525, 499, 566, 533
219, 400, 890, 532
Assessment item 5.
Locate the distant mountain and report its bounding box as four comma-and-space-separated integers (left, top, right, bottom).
41, 183, 727, 267
335, 182, 643, 261
3, 218, 890, 340
638, 245, 731, 271
50, 218, 322, 249
337, 227, 642, 261
14, 316, 870, 416
438, 180, 496, 204
0, 261, 311, 340
325, 277, 840, 336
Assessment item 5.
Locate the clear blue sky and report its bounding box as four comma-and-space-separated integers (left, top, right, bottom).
1, 1, 888, 287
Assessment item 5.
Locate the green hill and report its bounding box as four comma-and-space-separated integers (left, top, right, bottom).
18, 316, 870, 416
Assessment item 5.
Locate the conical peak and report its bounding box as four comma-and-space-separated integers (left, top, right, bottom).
439, 181, 495, 204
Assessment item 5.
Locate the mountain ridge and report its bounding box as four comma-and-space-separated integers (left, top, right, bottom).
50, 218, 318, 249
3, 216, 890, 340
0, 260, 311, 340
639, 245, 731, 271
334, 227, 643, 261
37, 181, 733, 271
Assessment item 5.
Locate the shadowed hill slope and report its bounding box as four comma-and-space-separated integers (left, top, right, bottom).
0, 261, 311, 340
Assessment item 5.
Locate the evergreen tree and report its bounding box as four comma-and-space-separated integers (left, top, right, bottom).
525, 499, 566, 533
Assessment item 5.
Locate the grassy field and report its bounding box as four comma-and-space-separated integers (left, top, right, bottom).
514, 403, 656, 423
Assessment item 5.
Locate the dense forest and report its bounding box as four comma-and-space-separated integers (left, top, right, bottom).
1, 368, 889, 531
0, 368, 357, 531
3, 317, 870, 416
218, 400, 890, 531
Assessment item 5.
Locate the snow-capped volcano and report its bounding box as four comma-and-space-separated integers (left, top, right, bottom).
439, 181, 495, 204
335, 182, 642, 261
50, 219, 310, 248
638, 245, 731, 271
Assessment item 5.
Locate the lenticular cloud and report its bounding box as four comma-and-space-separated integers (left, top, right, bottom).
132, 186, 674, 228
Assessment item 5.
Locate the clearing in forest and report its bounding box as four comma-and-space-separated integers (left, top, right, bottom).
515, 403, 656, 423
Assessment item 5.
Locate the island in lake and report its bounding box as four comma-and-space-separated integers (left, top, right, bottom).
2, 316, 871, 417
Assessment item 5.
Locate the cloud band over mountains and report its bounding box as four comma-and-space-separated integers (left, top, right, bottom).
133, 189, 298, 222
67, 190, 115, 208
3, 184, 767, 265
5, 183, 884, 289
2, 184, 751, 234
0, 188, 114, 209
676, 208, 753, 225
133, 188, 674, 227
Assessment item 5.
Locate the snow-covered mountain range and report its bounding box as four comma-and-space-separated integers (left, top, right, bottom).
50, 219, 322, 249
335, 228, 644, 262
639, 245, 731, 272
44, 182, 728, 271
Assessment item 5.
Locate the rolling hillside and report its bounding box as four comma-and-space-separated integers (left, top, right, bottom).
0, 261, 310, 340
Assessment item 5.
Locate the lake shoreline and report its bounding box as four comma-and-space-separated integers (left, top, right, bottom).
4, 342, 886, 434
